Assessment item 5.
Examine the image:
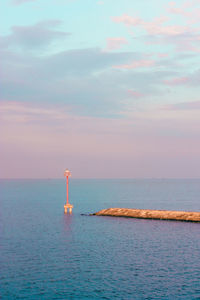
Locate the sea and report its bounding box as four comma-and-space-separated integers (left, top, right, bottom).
0, 179, 200, 299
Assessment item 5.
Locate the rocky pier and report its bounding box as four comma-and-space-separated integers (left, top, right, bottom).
93, 208, 200, 222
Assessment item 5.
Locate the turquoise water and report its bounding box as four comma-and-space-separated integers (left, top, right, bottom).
0, 179, 200, 299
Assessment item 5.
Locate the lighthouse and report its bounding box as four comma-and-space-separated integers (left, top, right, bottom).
64, 169, 73, 214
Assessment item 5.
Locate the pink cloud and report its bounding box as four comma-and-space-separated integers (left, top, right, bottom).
145, 24, 186, 35
142, 16, 187, 35
105, 37, 128, 51
128, 90, 143, 98
163, 77, 188, 86
111, 14, 141, 26
168, 1, 200, 24
168, 1, 190, 16
0, 101, 69, 123
112, 13, 190, 36
12, 0, 36, 5
157, 53, 168, 58
113, 59, 155, 69
111, 3, 200, 54
165, 101, 200, 111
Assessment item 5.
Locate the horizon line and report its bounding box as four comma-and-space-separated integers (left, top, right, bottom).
1, 177, 200, 180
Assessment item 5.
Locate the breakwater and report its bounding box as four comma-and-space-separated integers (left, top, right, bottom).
93, 208, 200, 222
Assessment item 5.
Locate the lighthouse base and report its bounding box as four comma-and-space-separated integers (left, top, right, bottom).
64, 204, 74, 214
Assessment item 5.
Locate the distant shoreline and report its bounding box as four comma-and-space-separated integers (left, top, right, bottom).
93, 208, 200, 222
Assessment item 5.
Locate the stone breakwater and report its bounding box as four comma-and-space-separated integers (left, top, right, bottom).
93, 208, 200, 222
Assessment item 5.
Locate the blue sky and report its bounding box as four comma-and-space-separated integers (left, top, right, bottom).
1, 0, 200, 178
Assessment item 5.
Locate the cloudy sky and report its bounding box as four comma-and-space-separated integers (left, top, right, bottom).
1, 0, 200, 178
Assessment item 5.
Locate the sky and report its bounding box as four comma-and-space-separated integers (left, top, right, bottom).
1, 0, 200, 178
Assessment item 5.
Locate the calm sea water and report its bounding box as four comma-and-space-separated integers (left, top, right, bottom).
0, 179, 200, 299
